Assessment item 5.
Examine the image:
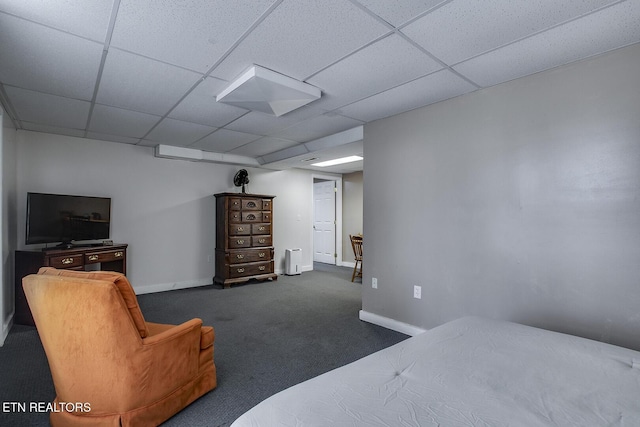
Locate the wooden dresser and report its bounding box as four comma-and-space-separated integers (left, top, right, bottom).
214, 193, 277, 288
15, 243, 128, 325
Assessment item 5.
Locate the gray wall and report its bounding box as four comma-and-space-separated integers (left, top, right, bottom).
13, 131, 329, 293
363, 43, 640, 350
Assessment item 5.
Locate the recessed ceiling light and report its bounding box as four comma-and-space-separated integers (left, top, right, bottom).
311, 155, 363, 167
301, 157, 318, 162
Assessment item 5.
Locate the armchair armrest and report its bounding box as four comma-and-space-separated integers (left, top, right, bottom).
143, 318, 202, 346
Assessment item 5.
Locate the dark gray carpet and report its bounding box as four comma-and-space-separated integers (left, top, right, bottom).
0, 263, 408, 426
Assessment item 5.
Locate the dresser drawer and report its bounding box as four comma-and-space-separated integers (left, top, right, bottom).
242, 199, 261, 210
229, 237, 251, 249
228, 261, 273, 278
262, 199, 272, 210
229, 223, 251, 235
229, 248, 272, 264
252, 235, 272, 247
242, 211, 265, 222
252, 223, 271, 234
85, 249, 125, 264
49, 253, 84, 269
229, 198, 242, 210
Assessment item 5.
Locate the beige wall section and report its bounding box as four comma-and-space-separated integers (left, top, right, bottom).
341, 171, 363, 266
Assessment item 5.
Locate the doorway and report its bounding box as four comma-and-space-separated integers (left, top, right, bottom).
312, 176, 342, 265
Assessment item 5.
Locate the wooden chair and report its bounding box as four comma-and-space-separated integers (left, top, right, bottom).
350, 234, 363, 282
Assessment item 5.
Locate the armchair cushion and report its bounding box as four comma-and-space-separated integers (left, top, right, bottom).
37, 267, 149, 338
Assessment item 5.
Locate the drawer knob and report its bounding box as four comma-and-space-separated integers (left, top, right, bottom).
258, 252, 265, 258
62, 257, 74, 265
237, 226, 244, 232
258, 238, 266, 244
237, 239, 245, 245
246, 214, 256, 220
259, 266, 266, 271
115, 251, 123, 257
237, 268, 245, 273
236, 254, 244, 259
258, 226, 265, 231
247, 201, 256, 208
88, 255, 99, 261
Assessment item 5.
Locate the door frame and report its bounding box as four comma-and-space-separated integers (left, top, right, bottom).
311, 173, 343, 269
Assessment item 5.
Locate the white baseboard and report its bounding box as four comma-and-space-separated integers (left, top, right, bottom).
359, 310, 427, 337
135, 278, 212, 295
341, 261, 356, 268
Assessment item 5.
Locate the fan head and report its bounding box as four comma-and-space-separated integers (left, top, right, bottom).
233, 169, 250, 193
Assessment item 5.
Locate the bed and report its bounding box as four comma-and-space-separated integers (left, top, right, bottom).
231, 316, 640, 426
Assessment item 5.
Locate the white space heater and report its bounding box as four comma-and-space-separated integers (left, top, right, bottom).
285, 248, 302, 275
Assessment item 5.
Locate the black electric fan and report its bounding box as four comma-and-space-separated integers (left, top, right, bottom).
233, 169, 250, 193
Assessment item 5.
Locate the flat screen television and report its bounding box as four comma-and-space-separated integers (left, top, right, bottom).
26, 192, 111, 247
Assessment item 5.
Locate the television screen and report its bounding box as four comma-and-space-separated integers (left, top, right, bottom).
26, 192, 111, 245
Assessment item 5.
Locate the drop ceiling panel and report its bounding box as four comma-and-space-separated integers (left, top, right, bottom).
229, 136, 299, 157
192, 128, 262, 152
273, 113, 363, 143
224, 106, 325, 137
97, 48, 202, 116
5, 86, 90, 129
309, 34, 443, 111
110, 0, 278, 72
356, 0, 446, 26
21, 122, 86, 138
145, 117, 217, 146
402, 0, 620, 65
86, 131, 141, 145
0, 0, 113, 41
169, 77, 248, 127
453, 1, 640, 88
89, 104, 160, 138
339, 69, 477, 122
0, 13, 103, 100
210, 0, 391, 82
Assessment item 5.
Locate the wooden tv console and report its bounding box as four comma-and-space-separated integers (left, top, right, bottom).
14, 244, 128, 326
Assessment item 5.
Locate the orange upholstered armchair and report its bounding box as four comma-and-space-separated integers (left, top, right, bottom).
22, 267, 216, 427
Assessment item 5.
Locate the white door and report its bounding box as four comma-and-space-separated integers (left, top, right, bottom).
313, 180, 336, 264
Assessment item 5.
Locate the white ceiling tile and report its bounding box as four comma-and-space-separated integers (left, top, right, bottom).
86, 131, 141, 145
308, 34, 443, 110
169, 77, 249, 127
339, 69, 477, 122
97, 48, 202, 116
110, 0, 278, 72
5, 86, 90, 129
0, 13, 103, 100
0, 0, 113, 41
89, 104, 161, 138
453, 1, 640, 88
211, 0, 390, 82
402, 0, 621, 65
21, 122, 86, 138
145, 117, 217, 146
192, 128, 262, 152
356, 0, 445, 26
224, 106, 325, 137
273, 113, 364, 143
229, 136, 299, 157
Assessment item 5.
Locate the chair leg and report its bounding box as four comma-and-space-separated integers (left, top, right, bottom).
351, 263, 357, 282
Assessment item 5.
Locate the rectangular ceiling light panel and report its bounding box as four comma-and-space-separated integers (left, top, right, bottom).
216, 65, 321, 117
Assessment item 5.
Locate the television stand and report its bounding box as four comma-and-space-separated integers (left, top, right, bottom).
14, 244, 128, 326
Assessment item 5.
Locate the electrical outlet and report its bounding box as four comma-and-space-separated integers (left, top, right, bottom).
413, 285, 422, 299
372, 277, 378, 289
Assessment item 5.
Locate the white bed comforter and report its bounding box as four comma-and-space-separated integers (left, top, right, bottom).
231, 316, 640, 426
